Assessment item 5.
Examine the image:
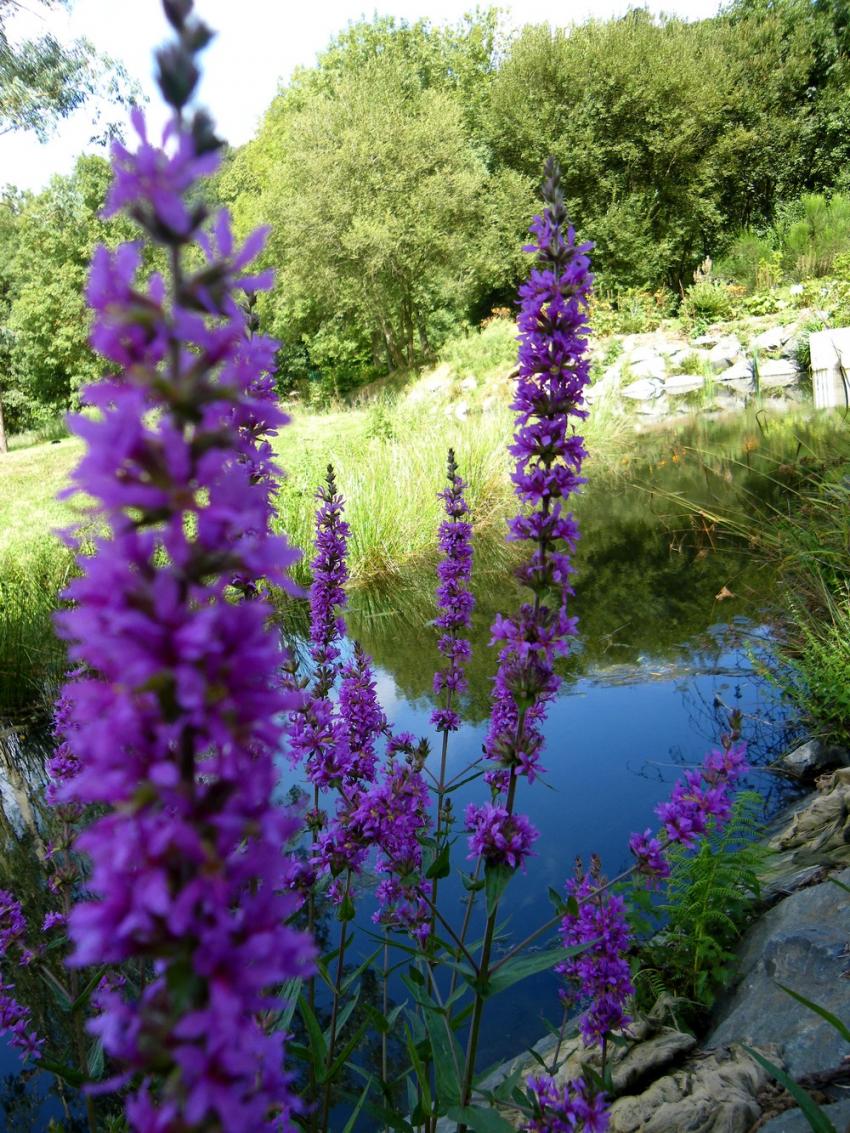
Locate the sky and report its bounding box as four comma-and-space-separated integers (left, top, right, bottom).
0, 0, 720, 193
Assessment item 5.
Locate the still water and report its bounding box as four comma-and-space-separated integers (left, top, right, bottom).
2, 407, 846, 1128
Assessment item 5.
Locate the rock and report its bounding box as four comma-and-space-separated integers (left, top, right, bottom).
636, 396, 670, 417
757, 358, 800, 389
460, 375, 478, 392
782, 739, 850, 780
622, 378, 664, 401
759, 1097, 850, 1132
708, 335, 743, 371
627, 345, 660, 364
607, 1044, 769, 1133
706, 866, 850, 1077
657, 340, 690, 358
610, 1029, 697, 1093
752, 325, 795, 351
692, 333, 720, 347
630, 356, 667, 380
454, 400, 470, 420
720, 358, 752, 385
770, 768, 850, 864
664, 374, 705, 395
422, 363, 454, 393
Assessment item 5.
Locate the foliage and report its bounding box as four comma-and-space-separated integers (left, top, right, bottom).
0, 0, 137, 142
783, 193, 850, 279
680, 279, 737, 327
774, 593, 850, 746
438, 317, 518, 382
637, 791, 767, 1018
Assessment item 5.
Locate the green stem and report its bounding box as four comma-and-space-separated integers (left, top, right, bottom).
320, 872, 352, 1133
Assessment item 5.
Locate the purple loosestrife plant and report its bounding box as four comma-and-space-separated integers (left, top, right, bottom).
431, 448, 475, 737
524, 1076, 609, 1133
457, 159, 593, 1126
479, 157, 591, 809
53, 4, 313, 1129
308, 465, 350, 697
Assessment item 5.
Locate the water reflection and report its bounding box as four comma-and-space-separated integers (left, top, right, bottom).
0, 407, 847, 1126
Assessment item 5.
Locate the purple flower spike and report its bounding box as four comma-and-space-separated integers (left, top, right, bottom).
309, 465, 351, 696
465, 802, 538, 870
525, 1074, 609, 1133
483, 158, 592, 792
431, 448, 475, 736
53, 5, 314, 1128
558, 864, 634, 1049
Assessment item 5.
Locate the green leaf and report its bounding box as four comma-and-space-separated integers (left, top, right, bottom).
338, 892, 356, 922
421, 1002, 463, 1108
830, 877, 850, 896
461, 872, 485, 892
743, 1046, 837, 1133
446, 1105, 515, 1133
426, 843, 452, 881
325, 984, 360, 1045
404, 1026, 433, 1114
777, 984, 850, 1044
487, 945, 577, 998
297, 994, 328, 1064
342, 1080, 372, 1133
484, 861, 514, 917
548, 886, 566, 913
86, 1038, 104, 1080
341, 948, 380, 994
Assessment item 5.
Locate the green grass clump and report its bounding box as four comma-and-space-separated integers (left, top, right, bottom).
437, 317, 518, 382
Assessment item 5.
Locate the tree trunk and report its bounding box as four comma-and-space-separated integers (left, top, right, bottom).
0, 391, 7, 453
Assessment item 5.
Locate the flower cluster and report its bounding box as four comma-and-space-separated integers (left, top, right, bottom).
0, 893, 42, 1063
309, 465, 350, 696
557, 863, 634, 1048
466, 802, 539, 870
53, 4, 313, 1128
431, 449, 474, 735
524, 1075, 609, 1133
481, 157, 592, 802
629, 740, 749, 879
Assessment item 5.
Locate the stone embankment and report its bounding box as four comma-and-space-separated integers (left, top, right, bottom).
464, 742, 850, 1132
585, 313, 819, 423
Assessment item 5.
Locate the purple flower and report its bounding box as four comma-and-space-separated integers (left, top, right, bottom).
654, 742, 749, 850
0, 987, 43, 1064
525, 1075, 609, 1133
474, 159, 592, 864
628, 830, 670, 882
309, 465, 351, 695
465, 803, 538, 870
431, 449, 475, 736
53, 8, 314, 1128
558, 868, 634, 1048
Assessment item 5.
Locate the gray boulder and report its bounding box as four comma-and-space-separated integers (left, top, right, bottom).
708, 335, 743, 372
706, 867, 850, 1078
758, 358, 800, 389
753, 325, 795, 351
715, 359, 752, 384
758, 1098, 850, 1132
782, 739, 850, 780
622, 377, 664, 401
665, 374, 705, 395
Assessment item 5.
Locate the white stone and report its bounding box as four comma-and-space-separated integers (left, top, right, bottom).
692, 333, 719, 346
708, 335, 743, 372
460, 375, 477, 392
621, 378, 664, 401
629, 356, 666, 380
664, 373, 704, 395
453, 400, 470, 419
715, 359, 752, 383
656, 339, 690, 358
627, 345, 659, 364
757, 358, 799, 389
752, 325, 790, 351
790, 282, 805, 295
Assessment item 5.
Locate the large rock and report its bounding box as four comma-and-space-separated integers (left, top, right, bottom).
770, 768, 850, 864
631, 356, 667, 380
781, 739, 850, 781
622, 377, 664, 401
665, 374, 705, 396
759, 1097, 850, 1132
607, 1044, 768, 1133
758, 358, 800, 389
752, 325, 795, 351
706, 866, 850, 1078
716, 359, 753, 384
708, 335, 743, 372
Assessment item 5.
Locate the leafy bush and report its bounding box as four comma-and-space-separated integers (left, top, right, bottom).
717, 229, 777, 293
784, 193, 850, 279
776, 594, 850, 747
589, 288, 673, 335
439, 317, 518, 381
680, 279, 736, 326
637, 791, 766, 1019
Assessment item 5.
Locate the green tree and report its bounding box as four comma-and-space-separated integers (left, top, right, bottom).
0, 0, 136, 142
220, 14, 529, 392
2, 155, 134, 432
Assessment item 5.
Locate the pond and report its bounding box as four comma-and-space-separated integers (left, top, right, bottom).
0, 406, 846, 1129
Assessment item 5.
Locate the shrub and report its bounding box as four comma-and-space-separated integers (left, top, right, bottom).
680, 279, 735, 326
717, 229, 777, 293
783, 192, 850, 279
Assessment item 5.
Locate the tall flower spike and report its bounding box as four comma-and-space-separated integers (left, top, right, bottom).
472, 158, 592, 858
309, 464, 351, 697
431, 448, 474, 736
54, 4, 313, 1129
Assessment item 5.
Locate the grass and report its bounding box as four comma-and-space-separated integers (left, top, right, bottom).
0, 333, 635, 587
